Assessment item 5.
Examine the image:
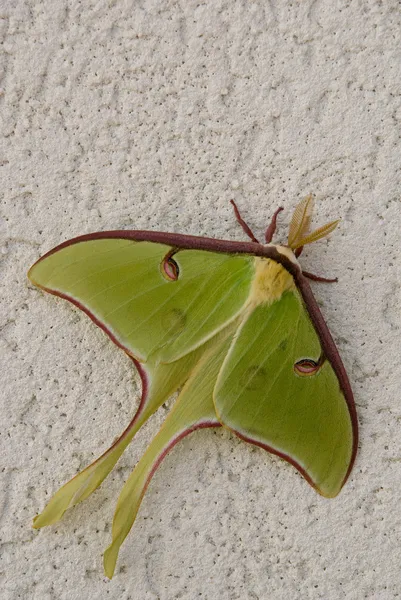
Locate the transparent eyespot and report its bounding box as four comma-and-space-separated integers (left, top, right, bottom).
294, 358, 322, 377
161, 253, 179, 281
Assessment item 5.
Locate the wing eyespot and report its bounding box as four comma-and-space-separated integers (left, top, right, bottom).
294, 358, 323, 377
161, 252, 180, 281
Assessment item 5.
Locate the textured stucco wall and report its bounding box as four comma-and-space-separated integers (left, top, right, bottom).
1, 1, 401, 599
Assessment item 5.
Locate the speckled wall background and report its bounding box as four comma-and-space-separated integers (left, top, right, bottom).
1, 1, 401, 599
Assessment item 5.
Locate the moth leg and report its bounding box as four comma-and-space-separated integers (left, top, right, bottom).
302, 270, 338, 283
230, 200, 260, 243
264, 206, 284, 243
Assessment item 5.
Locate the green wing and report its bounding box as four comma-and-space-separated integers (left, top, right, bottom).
214, 289, 354, 499
100, 287, 354, 576
29, 239, 355, 577
29, 239, 253, 362
29, 239, 254, 528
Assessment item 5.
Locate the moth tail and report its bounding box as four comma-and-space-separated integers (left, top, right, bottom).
103, 333, 232, 578
32, 407, 151, 529
103, 412, 219, 579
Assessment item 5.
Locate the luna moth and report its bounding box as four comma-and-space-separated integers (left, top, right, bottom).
28, 196, 357, 578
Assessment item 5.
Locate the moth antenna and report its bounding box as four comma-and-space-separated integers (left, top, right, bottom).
292, 220, 340, 249
288, 195, 314, 249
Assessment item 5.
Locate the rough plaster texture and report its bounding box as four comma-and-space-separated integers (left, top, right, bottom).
1, 1, 401, 599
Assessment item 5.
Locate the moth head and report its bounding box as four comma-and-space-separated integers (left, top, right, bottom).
287, 195, 340, 252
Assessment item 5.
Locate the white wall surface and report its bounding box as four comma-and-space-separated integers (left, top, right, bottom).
1, 1, 400, 598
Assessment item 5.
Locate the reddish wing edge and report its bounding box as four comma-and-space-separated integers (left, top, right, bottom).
228, 276, 358, 495
30, 229, 358, 492
294, 276, 358, 489
139, 421, 222, 507
30, 229, 284, 263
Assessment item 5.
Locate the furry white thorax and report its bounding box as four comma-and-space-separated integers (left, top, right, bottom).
248, 245, 299, 307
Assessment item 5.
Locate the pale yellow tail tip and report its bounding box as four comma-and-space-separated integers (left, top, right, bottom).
32, 515, 42, 530
103, 546, 118, 579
